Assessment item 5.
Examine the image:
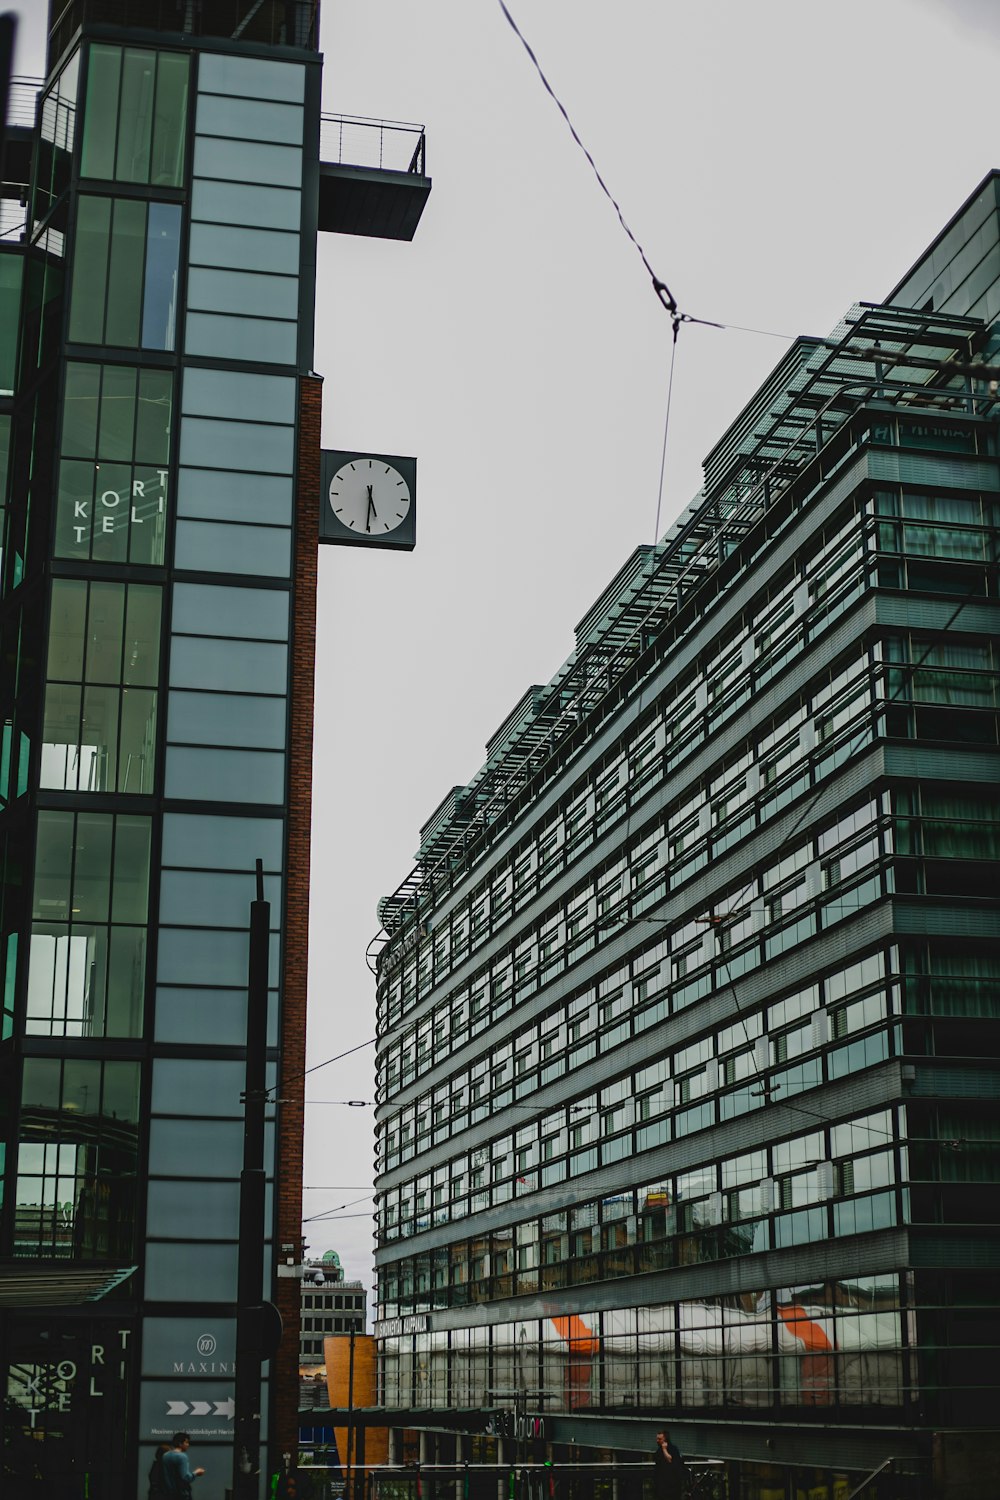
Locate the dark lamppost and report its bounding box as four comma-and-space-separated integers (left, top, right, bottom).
233, 860, 283, 1498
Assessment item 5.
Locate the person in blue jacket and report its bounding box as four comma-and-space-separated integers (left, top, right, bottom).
162, 1432, 205, 1498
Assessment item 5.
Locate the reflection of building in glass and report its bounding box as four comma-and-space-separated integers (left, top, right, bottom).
373, 177, 1000, 1498
0, 3, 429, 1497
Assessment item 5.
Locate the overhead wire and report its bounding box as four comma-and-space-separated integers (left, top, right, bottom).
494, 0, 678, 317
491, 3, 814, 546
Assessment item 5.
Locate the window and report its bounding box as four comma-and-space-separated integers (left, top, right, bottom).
69, 195, 181, 350
42, 580, 161, 794
81, 45, 189, 186
27, 810, 151, 1037
57, 362, 172, 563
16, 1057, 140, 1260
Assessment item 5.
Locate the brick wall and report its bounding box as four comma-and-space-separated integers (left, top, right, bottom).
273, 372, 322, 1456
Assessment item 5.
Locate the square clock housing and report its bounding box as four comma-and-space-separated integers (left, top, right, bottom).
319, 450, 417, 550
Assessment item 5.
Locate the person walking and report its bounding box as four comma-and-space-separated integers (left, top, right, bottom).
148, 1442, 172, 1498
162, 1432, 205, 1497
652, 1430, 686, 1499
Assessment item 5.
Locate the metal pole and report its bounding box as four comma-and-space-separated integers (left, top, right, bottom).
346, 1325, 356, 1500
233, 859, 270, 1499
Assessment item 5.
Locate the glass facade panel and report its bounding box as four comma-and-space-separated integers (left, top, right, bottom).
197, 54, 306, 102
146, 1179, 240, 1239
42, 581, 161, 792
57, 362, 171, 563
181, 367, 296, 425
167, 690, 286, 748
179, 415, 293, 474
147, 1116, 244, 1177
187, 266, 299, 320
161, 812, 283, 870
176, 467, 293, 524
150, 1058, 250, 1117
193, 136, 302, 187
183, 311, 297, 365
168, 636, 287, 694
159, 870, 280, 928
195, 93, 303, 143
69, 197, 180, 350
27, 811, 151, 1037
154, 986, 277, 1047
188, 221, 300, 275
156, 928, 279, 988
163, 745, 285, 803
190, 179, 301, 231
0, 256, 23, 396
15, 1058, 140, 1258
81, 45, 189, 186
173, 519, 292, 577
144, 1241, 238, 1301
172, 581, 289, 638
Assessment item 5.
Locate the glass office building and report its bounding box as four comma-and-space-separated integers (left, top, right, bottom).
0, 3, 428, 1496
373, 177, 1000, 1500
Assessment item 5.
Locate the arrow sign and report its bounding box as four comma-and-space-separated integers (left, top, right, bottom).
190, 1401, 212, 1416
166, 1401, 188, 1416
214, 1397, 235, 1420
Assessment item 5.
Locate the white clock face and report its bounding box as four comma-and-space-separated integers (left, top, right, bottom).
329, 458, 411, 536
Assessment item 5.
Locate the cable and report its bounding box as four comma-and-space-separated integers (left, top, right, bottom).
494, 0, 677, 316
302, 1210, 376, 1225
302, 1194, 372, 1225
698, 317, 811, 342
264, 1036, 377, 1103
305, 1099, 374, 1106
652, 323, 679, 543
304, 1038, 375, 1078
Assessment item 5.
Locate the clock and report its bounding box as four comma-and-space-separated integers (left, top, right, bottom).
319, 450, 417, 551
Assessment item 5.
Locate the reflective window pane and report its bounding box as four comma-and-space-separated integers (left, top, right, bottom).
141, 201, 180, 350
188, 221, 300, 275
172, 581, 288, 639
80, 44, 121, 178
167, 689, 286, 748
176, 467, 292, 525
197, 54, 305, 103
184, 311, 297, 365
164, 746, 285, 803
161, 812, 283, 871
173, 519, 291, 577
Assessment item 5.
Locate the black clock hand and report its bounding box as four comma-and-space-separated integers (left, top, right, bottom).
365, 484, 378, 533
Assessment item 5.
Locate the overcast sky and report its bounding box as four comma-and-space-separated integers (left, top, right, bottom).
14, 0, 1000, 1300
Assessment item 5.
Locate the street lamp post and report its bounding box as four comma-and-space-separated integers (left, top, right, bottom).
232, 860, 282, 1498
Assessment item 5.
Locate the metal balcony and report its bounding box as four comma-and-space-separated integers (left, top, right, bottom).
0, 78, 42, 245
318, 113, 430, 242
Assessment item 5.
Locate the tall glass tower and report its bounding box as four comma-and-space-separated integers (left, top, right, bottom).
0, 4, 429, 1496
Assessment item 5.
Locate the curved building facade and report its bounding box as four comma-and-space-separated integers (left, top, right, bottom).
372, 177, 1000, 1500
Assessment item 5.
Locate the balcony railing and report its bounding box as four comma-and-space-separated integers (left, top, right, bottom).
6, 76, 42, 129
320, 113, 426, 177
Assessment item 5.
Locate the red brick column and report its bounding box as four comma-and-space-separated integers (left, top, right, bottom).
273, 373, 322, 1458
